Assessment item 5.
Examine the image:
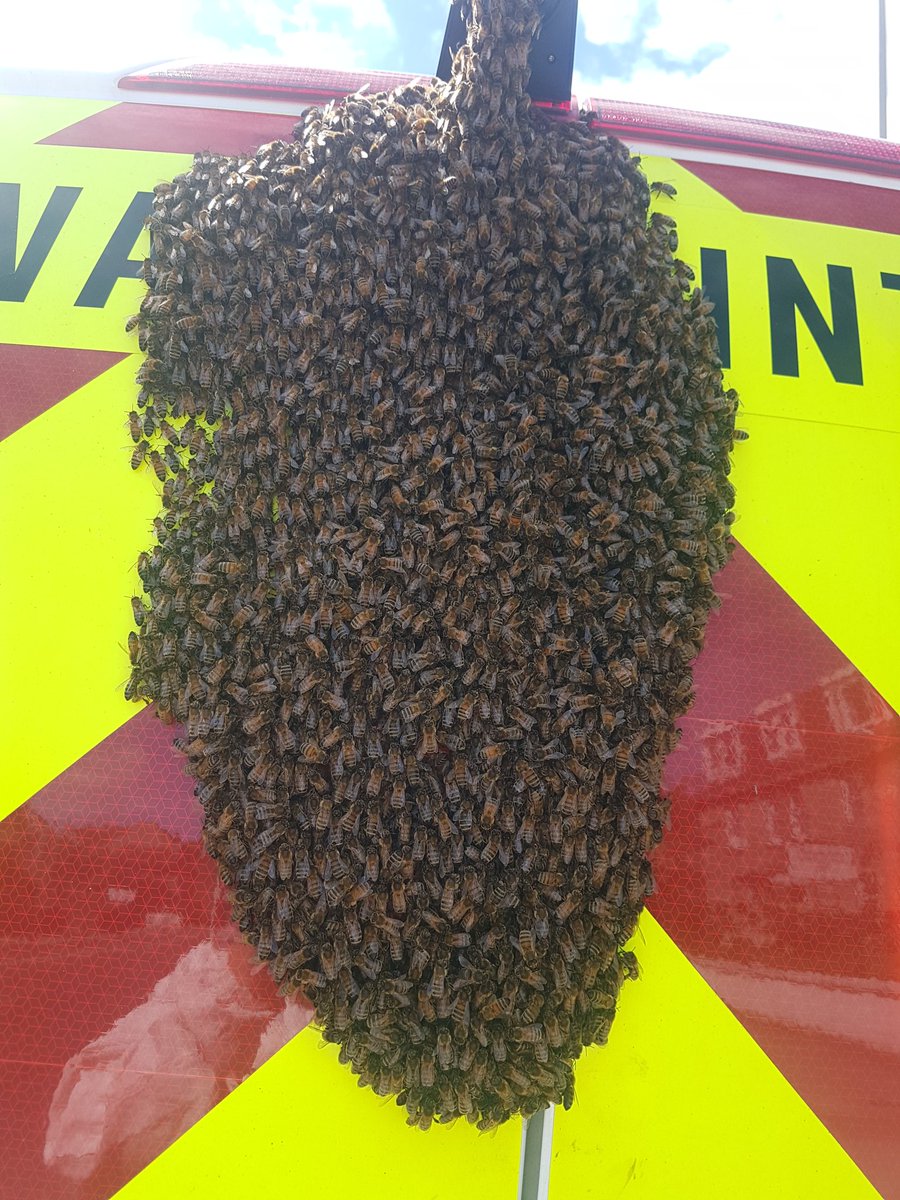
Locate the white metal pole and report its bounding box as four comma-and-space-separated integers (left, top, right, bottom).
518, 1105, 555, 1200
879, 0, 888, 137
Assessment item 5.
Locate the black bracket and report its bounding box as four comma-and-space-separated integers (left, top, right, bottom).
436, 0, 578, 106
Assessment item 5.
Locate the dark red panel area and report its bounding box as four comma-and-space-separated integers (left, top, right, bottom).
679, 160, 900, 236
0, 344, 128, 441
586, 98, 900, 178
653, 545, 900, 1199
1, 547, 897, 1198
38, 104, 299, 157
0, 707, 311, 1200
685, 547, 868, 729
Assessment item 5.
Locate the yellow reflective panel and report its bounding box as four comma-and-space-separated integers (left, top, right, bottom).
730, 412, 899, 714
0, 96, 190, 352
640, 157, 900, 711
645, 156, 900, 434
0, 97, 191, 816
551, 914, 880, 1199
112, 1025, 521, 1200
0, 97, 111, 164
0, 356, 158, 818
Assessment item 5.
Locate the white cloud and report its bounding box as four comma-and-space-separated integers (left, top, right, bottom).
3, 0, 899, 140
574, 0, 899, 139
580, 1, 644, 48
1, 0, 395, 71
4, 0, 233, 69
332, 0, 395, 35
640, 0, 737, 62
243, 0, 397, 69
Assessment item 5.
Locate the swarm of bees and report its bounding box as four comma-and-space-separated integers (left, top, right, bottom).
126, 0, 737, 1129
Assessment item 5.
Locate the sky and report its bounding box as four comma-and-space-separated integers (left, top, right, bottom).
2, 0, 898, 140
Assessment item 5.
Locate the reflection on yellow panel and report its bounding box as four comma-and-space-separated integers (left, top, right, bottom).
551, 914, 879, 1199
0, 357, 158, 817
113, 1025, 521, 1200
729, 413, 900, 713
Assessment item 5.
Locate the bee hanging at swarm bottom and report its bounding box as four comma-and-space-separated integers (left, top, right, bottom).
126, 0, 738, 1130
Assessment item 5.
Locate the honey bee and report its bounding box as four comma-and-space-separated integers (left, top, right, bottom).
126, 630, 140, 665
431, 802, 454, 840
125, 26, 740, 1125
297, 739, 324, 765
389, 877, 407, 915
650, 180, 677, 199
418, 719, 438, 757
550, 635, 578, 654
478, 996, 505, 1023
610, 658, 638, 688
304, 634, 328, 661
419, 1048, 436, 1088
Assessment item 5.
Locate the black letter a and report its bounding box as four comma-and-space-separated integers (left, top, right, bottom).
75, 192, 152, 309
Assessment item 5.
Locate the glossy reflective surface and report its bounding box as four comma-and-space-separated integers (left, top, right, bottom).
1, 96, 897, 1199
2, 548, 897, 1199
0, 712, 311, 1200
652, 546, 900, 1197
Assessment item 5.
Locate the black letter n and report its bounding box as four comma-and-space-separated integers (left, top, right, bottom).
767, 257, 863, 385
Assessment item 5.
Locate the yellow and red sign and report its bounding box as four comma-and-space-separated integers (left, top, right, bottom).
0, 93, 897, 1200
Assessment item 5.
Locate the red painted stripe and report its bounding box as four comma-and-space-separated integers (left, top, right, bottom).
117, 65, 900, 176
0, 706, 310, 1200
119, 63, 414, 103
120, 67, 573, 114
586, 98, 900, 179
38, 103, 298, 157
688, 547, 899, 732
677, 160, 900, 236
653, 544, 900, 1198
0, 344, 129, 441
592, 119, 900, 179
0, 548, 896, 1196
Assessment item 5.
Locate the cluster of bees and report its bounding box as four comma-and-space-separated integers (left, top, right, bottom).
127, 0, 737, 1129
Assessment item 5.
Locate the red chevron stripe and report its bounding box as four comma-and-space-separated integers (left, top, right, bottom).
0, 706, 309, 1200
651, 546, 900, 1198
39, 103, 298, 157
0, 547, 896, 1197
0, 344, 129, 441
678, 160, 900, 235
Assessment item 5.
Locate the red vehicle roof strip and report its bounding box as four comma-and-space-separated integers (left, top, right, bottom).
119, 64, 900, 175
